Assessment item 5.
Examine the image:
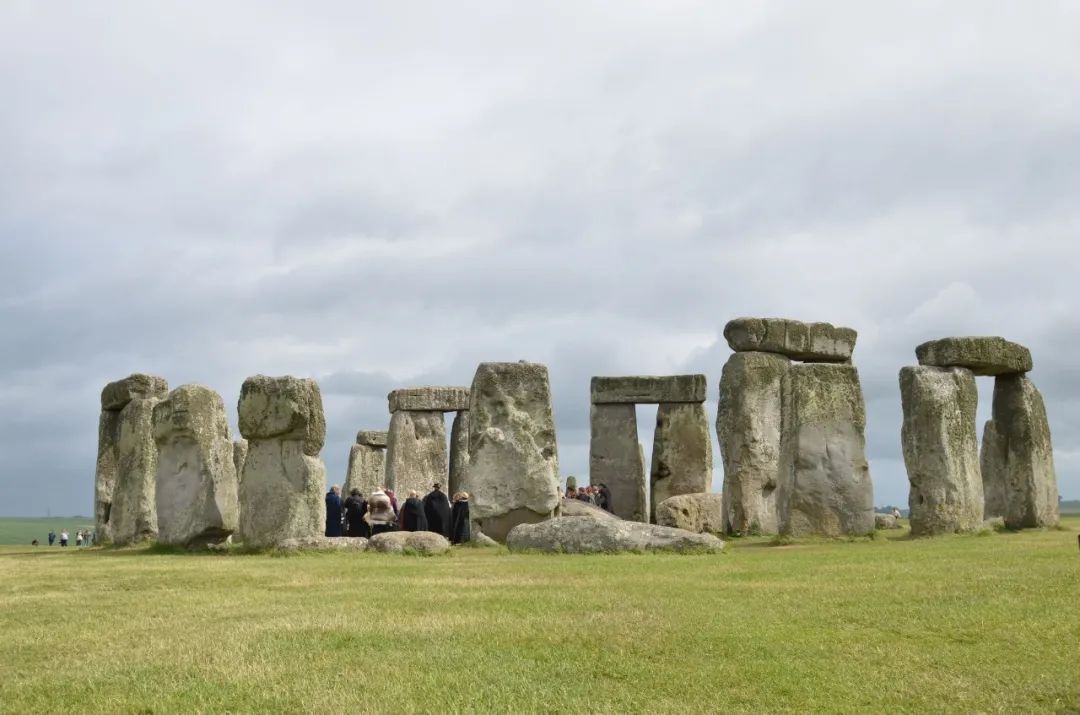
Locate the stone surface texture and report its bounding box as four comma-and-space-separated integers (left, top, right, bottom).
94, 410, 121, 543
385, 410, 447, 496
981, 375, 1059, 528
277, 536, 368, 551
559, 497, 618, 520
874, 513, 900, 529
388, 386, 470, 413
724, 318, 856, 362
109, 392, 166, 545
237, 375, 326, 456
777, 363, 874, 537
465, 362, 560, 542
448, 410, 470, 496
654, 492, 725, 534
980, 419, 1007, 519
344, 443, 386, 497
590, 374, 706, 404
899, 366, 984, 536
232, 439, 248, 483
915, 337, 1032, 376
716, 351, 789, 535
238, 375, 327, 548
505, 516, 724, 554
356, 430, 388, 447
649, 402, 713, 523
589, 403, 647, 522
368, 530, 451, 554
153, 385, 240, 547
101, 373, 169, 411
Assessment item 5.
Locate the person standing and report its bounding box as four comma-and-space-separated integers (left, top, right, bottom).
343, 489, 368, 537
75, 530, 84, 547
597, 484, 612, 513
401, 491, 428, 532
423, 483, 452, 538
450, 492, 471, 545
47, 529, 56, 546
59, 530, 69, 547
325, 485, 343, 537
364, 489, 397, 537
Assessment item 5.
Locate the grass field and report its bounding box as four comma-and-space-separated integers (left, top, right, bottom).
1, 518, 1078, 714
0, 517, 94, 545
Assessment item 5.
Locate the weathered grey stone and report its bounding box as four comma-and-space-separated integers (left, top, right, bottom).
655, 492, 724, 534
650, 402, 713, 523
915, 337, 1032, 376
900, 366, 984, 536
981, 375, 1058, 529
109, 393, 165, 545
777, 363, 874, 537
387, 386, 470, 413
344, 443, 387, 497
506, 516, 724, 554
874, 513, 900, 530
356, 430, 388, 447
465, 362, 560, 542
237, 375, 326, 456
559, 497, 618, 520
448, 411, 469, 496
716, 351, 789, 535
385, 410, 447, 496
101, 373, 169, 411
590, 375, 706, 404
980, 419, 1007, 519
724, 318, 856, 362
232, 439, 248, 484
368, 530, 451, 554
277, 536, 368, 551
463, 531, 499, 548
153, 385, 240, 547
238, 440, 326, 548
94, 410, 121, 544
589, 403, 647, 522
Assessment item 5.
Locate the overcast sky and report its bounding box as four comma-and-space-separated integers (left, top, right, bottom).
1, 2, 1078, 516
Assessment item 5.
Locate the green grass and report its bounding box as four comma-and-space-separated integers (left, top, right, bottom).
1, 518, 1078, 714
0, 516, 94, 545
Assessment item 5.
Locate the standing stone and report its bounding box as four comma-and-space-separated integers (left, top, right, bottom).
716, 351, 789, 535
153, 385, 239, 547
344, 431, 387, 496
981, 375, 1059, 529
237, 375, 327, 547
94, 410, 122, 544
448, 411, 470, 496
980, 419, 1007, 519
385, 411, 447, 497
777, 363, 874, 537
650, 402, 713, 523
899, 366, 983, 536
590, 403, 647, 522
232, 439, 248, 483
465, 361, 560, 542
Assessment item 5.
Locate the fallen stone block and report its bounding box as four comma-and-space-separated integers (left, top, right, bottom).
276, 536, 368, 551
655, 492, 724, 534
368, 530, 451, 554
506, 516, 724, 554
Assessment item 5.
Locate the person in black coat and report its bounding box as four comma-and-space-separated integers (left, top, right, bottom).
450, 492, 471, 545
423, 483, 452, 538
343, 488, 368, 537
597, 483, 612, 513
401, 491, 429, 532
325, 485, 343, 537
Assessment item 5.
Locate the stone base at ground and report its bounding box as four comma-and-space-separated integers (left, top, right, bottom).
368, 531, 451, 554
654, 493, 724, 534
276, 536, 368, 551
650, 402, 712, 522
239, 441, 326, 548
589, 403, 647, 522
109, 393, 166, 545
506, 517, 724, 554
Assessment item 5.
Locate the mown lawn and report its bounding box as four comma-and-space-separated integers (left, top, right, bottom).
0, 516, 94, 545
1, 518, 1078, 714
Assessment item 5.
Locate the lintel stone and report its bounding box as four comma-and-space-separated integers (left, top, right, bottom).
724, 318, 856, 362
915, 337, 1032, 376
388, 386, 470, 413
591, 375, 706, 404
356, 430, 388, 448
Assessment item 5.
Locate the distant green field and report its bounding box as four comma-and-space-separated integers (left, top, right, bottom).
0, 517, 94, 545
0, 517, 1077, 713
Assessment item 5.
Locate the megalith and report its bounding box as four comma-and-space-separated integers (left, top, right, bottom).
237, 375, 327, 547
777, 363, 874, 536
899, 366, 983, 536
724, 317, 856, 362
99, 374, 169, 545
981, 374, 1058, 528
344, 430, 387, 496
589, 403, 647, 522
716, 351, 789, 535
650, 402, 713, 523
153, 385, 239, 547
385, 410, 448, 496
232, 439, 248, 483
915, 337, 1032, 376
465, 361, 560, 542
448, 411, 470, 496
